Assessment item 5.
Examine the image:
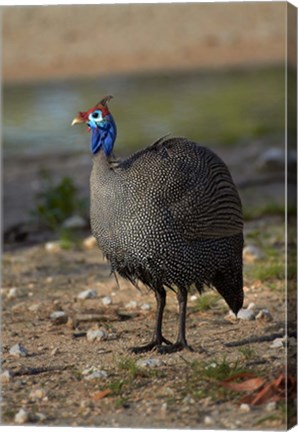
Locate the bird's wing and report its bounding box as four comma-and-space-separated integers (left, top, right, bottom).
162, 141, 243, 240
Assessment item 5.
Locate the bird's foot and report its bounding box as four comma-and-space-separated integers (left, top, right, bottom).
129, 336, 172, 354
156, 341, 194, 355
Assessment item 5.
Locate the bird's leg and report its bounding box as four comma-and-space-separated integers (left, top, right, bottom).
130, 287, 172, 354
157, 287, 193, 354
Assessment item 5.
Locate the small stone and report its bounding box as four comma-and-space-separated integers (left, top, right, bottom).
102, 296, 112, 305
266, 401, 277, 412
7, 287, 17, 299
15, 408, 30, 424
236, 308, 255, 321
29, 388, 46, 401
204, 416, 214, 426
190, 295, 198, 301
51, 347, 60, 356
182, 395, 195, 404
141, 303, 151, 311
160, 402, 168, 415
28, 303, 41, 312
9, 343, 28, 357
50, 311, 68, 325
83, 235, 97, 249
256, 309, 273, 322
270, 338, 284, 348
86, 328, 108, 342
125, 300, 137, 309
136, 358, 165, 368
77, 289, 97, 300
45, 241, 61, 253
0, 370, 12, 383
35, 412, 47, 422
257, 148, 285, 172
240, 403, 251, 413
62, 215, 87, 229
46, 277, 53, 283
83, 368, 108, 380
243, 245, 264, 263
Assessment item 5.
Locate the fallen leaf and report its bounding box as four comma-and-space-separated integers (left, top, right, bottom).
239, 372, 297, 406
92, 388, 112, 401
219, 376, 265, 392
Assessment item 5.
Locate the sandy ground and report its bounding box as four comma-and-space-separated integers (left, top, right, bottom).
1, 216, 293, 429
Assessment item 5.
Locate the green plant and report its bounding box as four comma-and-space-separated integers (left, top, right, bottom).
194, 293, 219, 312
118, 358, 140, 380
238, 346, 256, 360
33, 174, 87, 231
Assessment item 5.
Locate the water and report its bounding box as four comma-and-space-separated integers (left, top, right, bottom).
3, 67, 284, 159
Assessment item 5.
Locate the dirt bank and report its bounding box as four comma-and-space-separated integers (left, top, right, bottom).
3, 3, 285, 83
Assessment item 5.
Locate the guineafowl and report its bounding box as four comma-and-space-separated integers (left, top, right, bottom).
72, 95, 244, 354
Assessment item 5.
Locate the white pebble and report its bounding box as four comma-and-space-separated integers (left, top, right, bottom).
45, 241, 61, 253
86, 328, 108, 342
102, 296, 112, 305
141, 303, 151, 310
240, 403, 251, 413
50, 311, 68, 325
204, 416, 214, 426
266, 401, 277, 412
7, 287, 17, 299
270, 338, 284, 348
243, 245, 264, 262
15, 408, 30, 424
0, 370, 12, 383
136, 358, 164, 368
62, 215, 87, 229
190, 295, 198, 301
77, 289, 97, 300
83, 235, 97, 249
84, 370, 108, 380
236, 308, 255, 320
9, 343, 28, 357
125, 300, 137, 309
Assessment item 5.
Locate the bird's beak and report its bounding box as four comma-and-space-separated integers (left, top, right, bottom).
71, 115, 85, 126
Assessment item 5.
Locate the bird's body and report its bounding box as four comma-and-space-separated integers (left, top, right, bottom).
73, 96, 244, 354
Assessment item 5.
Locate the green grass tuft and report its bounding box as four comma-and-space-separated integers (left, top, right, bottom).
194, 293, 219, 312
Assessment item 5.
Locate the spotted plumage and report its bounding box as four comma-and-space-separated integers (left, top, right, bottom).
72, 96, 244, 354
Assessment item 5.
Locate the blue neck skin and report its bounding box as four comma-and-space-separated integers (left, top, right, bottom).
89, 114, 117, 156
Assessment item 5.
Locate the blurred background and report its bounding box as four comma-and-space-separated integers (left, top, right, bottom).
2, 2, 294, 245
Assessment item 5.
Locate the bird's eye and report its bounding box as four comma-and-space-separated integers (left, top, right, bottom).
92, 112, 99, 119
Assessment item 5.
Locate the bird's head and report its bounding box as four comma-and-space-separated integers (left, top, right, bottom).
72, 95, 116, 156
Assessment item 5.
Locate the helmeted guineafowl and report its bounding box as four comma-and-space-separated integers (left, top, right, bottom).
72, 95, 244, 354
